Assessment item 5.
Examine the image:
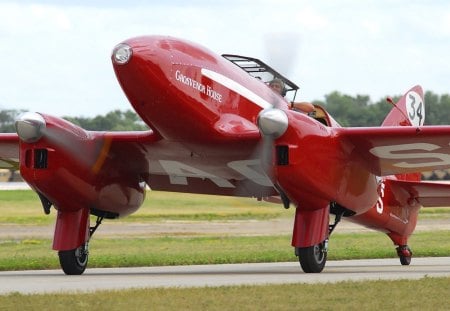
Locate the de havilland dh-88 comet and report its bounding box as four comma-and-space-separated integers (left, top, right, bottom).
2, 35, 450, 275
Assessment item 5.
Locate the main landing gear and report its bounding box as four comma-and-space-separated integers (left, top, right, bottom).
58, 215, 104, 275
295, 203, 354, 273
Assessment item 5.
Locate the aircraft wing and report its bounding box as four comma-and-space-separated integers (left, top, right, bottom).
337, 126, 450, 176
140, 138, 276, 198
0, 134, 19, 170
0, 127, 275, 199
387, 179, 450, 207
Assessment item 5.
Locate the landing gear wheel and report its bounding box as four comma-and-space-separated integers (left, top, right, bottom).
58, 243, 89, 275
296, 241, 327, 273
396, 245, 412, 266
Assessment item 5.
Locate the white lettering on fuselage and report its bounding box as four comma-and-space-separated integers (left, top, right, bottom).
370, 143, 450, 168
375, 180, 385, 214
174, 70, 222, 102
201, 68, 272, 109
206, 85, 222, 102
159, 159, 273, 188
175, 70, 205, 93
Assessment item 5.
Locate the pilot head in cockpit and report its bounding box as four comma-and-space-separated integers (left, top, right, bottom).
269, 78, 315, 114
268, 78, 285, 96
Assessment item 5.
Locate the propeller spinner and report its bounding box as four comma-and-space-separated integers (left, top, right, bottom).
257, 107, 288, 138
15, 112, 46, 143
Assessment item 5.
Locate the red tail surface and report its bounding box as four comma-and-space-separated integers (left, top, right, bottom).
382, 85, 424, 127
382, 85, 424, 182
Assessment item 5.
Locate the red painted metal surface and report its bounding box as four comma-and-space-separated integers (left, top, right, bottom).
292, 207, 329, 248
53, 208, 90, 251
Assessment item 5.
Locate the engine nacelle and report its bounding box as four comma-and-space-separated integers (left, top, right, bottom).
17, 113, 147, 250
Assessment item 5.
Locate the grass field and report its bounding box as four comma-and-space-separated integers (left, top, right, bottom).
1, 230, 450, 271
1, 190, 450, 308
1, 190, 449, 225
1, 190, 450, 271
0, 190, 292, 224
1, 278, 450, 310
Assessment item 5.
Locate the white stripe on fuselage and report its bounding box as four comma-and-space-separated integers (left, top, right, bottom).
201, 68, 272, 109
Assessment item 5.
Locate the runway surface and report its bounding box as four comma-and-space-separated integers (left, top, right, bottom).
1, 257, 450, 295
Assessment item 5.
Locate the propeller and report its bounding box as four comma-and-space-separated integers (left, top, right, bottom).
264, 32, 300, 79
257, 107, 289, 178
232, 101, 291, 201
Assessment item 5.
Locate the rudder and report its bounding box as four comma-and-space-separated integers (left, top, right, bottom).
382, 85, 424, 182
382, 85, 424, 127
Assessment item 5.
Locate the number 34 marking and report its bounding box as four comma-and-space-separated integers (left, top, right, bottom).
406, 91, 424, 127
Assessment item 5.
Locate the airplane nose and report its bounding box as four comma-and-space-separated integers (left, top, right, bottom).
112, 43, 133, 65
257, 108, 288, 138
15, 112, 46, 143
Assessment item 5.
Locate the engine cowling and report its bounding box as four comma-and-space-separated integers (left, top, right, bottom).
16, 113, 147, 250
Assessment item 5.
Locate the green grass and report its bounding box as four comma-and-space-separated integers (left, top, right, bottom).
1, 189, 450, 225
0, 190, 291, 224
1, 190, 450, 271
1, 231, 450, 271
1, 277, 450, 310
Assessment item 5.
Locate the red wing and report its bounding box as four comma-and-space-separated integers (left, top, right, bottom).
388, 179, 450, 207
0, 129, 274, 198
0, 134, 19, 169
337, 126, 450, 176
103, 131, 275, 198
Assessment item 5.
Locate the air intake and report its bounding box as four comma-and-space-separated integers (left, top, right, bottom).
276, 145, 289, 165
34, 149, 48, 169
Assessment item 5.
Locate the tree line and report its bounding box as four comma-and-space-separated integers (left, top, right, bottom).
311, 90, 450, 127
0, 109, 148, 132
1, 90, 450, 132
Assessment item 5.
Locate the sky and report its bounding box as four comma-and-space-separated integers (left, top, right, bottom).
0, 0, 449, 117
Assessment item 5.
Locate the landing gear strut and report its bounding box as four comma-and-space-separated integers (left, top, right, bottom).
58, 215, 104, 275
396, 245, 412, 265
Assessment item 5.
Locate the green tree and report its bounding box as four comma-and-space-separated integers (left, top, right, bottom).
0, 109, 27, 133
64, 110, 148, 131
320, 91, 373, 126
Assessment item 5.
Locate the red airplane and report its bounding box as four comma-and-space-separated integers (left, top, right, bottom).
1, 35, 450, 275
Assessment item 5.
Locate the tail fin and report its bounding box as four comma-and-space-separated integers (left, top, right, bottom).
382, 85, 424, 127
382, 85, 424, 182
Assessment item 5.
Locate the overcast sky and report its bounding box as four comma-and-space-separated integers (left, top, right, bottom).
0, 0, 449, 117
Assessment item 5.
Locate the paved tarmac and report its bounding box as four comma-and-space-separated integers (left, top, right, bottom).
1, 257, 449, 295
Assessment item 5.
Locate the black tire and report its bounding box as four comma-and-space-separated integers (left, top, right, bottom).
397, 245, 412, 266
58, 244, 88, 275
296, 243, 327, 273
400, 256, 411, 266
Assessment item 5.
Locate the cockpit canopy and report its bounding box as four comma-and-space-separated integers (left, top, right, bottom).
222, 54, 299, 102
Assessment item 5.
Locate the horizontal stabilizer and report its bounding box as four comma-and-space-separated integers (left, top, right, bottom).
388, 179, 450, 207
